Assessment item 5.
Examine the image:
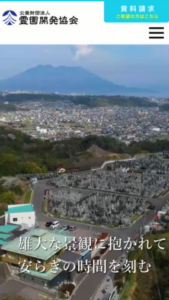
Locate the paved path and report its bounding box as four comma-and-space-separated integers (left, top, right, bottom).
60, 186, 154, 200
32, 180, 169, 300
91, 157, 136, 171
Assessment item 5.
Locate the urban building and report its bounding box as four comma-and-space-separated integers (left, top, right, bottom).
1, 228, 74, 288
0, 224, 27, 255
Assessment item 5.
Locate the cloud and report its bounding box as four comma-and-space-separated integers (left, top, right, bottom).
73, 45, 93, 61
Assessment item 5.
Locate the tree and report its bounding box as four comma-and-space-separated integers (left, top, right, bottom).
0, 154, 19, 176
21, 161, 42, 174
41, 165, 48, 173
165, 291, 169, 300
0, 203, 8, 216
1, 191, 15, 204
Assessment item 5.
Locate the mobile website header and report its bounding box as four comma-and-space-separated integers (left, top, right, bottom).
0, 1, 168, 44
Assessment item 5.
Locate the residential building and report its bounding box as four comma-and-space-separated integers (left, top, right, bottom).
5, 204, 36, 228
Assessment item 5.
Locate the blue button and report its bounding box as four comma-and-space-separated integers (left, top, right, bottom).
104, 0, 169, 23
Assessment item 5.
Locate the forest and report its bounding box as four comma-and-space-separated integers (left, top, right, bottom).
1, 125, 169, 176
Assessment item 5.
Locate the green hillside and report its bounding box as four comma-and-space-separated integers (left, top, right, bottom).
0, 126, 169, 176
0, 94, 158, 108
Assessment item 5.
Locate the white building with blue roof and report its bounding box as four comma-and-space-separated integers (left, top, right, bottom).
5, 204, 36, 228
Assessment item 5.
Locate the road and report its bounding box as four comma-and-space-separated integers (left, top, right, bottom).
32, 180, 169, 300
91, 157, 136, 171
0, 279, 57, 300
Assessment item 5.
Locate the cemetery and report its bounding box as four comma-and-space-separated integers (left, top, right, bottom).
18, 154, 169, 226
49, 171, 169, 198
47, 187, 147, 225
46, 155, 169, 226
112, 154, 169, 174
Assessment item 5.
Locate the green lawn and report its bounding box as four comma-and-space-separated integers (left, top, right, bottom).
109, 223, 119, 228
132, 215, 140, 222
43, 199, 47, 213
24, 189, 32, 204
53, 214, 101, 226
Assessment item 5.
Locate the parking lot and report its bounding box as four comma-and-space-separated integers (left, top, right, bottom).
39, 220, 101, 244
39, 220, 79, 233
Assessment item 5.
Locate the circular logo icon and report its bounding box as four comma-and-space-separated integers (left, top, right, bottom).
2, 10, 17, 25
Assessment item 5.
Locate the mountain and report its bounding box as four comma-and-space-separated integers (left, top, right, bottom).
0, 65, 155, 95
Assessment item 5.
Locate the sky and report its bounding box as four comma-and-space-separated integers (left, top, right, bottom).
0, 45, 169, 89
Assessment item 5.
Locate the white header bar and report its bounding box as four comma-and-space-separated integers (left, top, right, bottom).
0, 2, 168, 44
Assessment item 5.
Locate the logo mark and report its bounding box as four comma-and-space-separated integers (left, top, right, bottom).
2, 10, 17, 25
